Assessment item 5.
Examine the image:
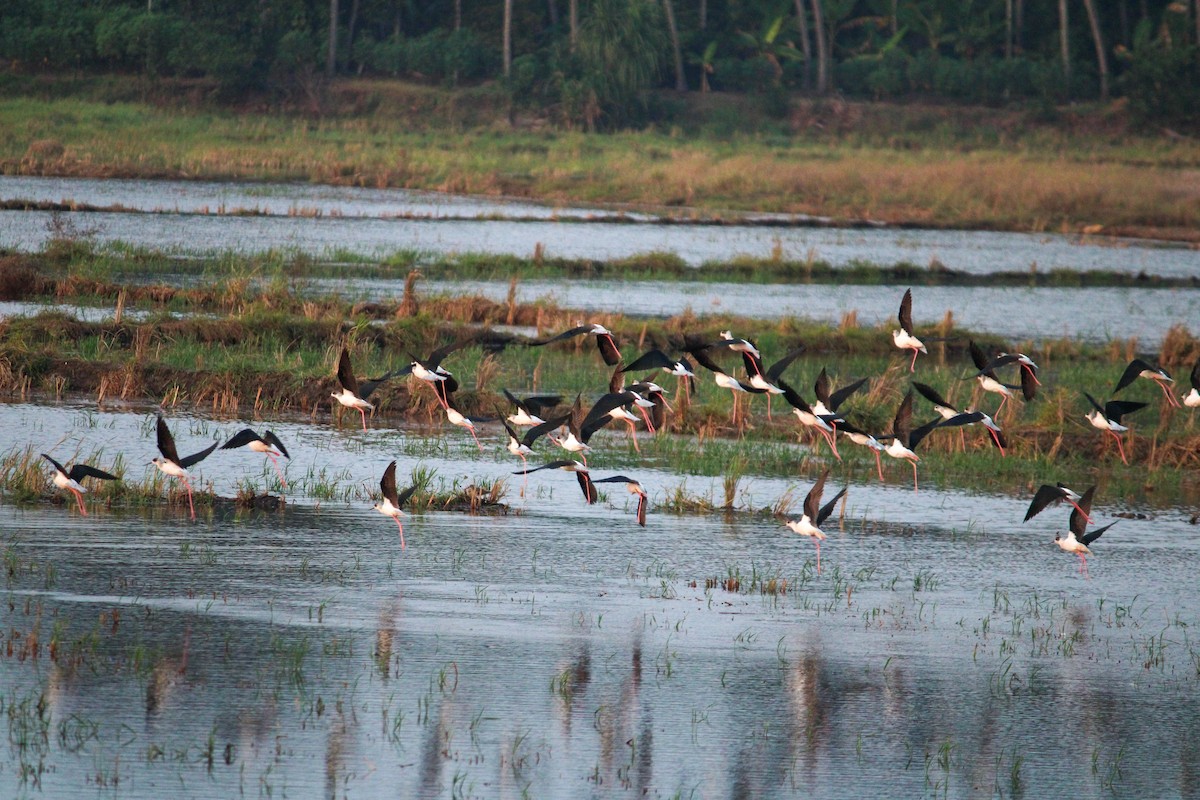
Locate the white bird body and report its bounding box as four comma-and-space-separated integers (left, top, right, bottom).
792, 407, 834, 434
884, 438, 919, 463
892, 328, 926, 354
411, 362, 448, 383
750, 374, 783, 394
786, 514, 826, 541
507, 408, 546, 426
52, 471, 86, 495
1086, 410, 1127, 433
715, 373, 750, 393
720, 331, 760, 359
331, 388, 374, 413
1185, 388, 1200, 408
445, 406, 483, 451
978, 374, 1014, 401
1054, 531, 1091, 557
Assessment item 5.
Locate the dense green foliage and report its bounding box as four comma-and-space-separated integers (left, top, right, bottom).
2, 0, 1199, 128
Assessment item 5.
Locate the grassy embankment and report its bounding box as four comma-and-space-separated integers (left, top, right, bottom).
1, 80, 1200, 240
0, 248, 1197, 513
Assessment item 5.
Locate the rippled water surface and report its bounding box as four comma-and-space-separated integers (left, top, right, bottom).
1, 401, 1197, 798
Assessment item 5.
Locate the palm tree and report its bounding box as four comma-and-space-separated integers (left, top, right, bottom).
578, 0, 667, 126
663, 0, 688, 90
1081, 0, 1109, 99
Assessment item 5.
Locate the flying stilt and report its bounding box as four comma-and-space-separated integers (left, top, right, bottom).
893, 289, 928, 372
444, 400, 485, 452
40, 454, 119, 515
514, 459, 596, 504
619, 349, 697, 395
331, 347, 393, 431
220, 429, 290, 488
502, 389, 563, 427
502, 413, 570, 496
742, 347, 806, 419
1053, 485, 1116, 578
937, 410, 1008, 455
1114, 358, 1180, 409
784, 470, 847, 575
690, 345, 765, 429
968, 341, 1019, 416
592, 475, 649, 526
1083, 392, 1147, 466
151, 416, 219, 520
812, 367, 867, 425
913, 380, 966, 449
981, 351, 1041, 393
374, 460, 417, 548
399, 339, 473, 411
627, 378, 672, 432
532, 323, 622, 366
1185, 359, 1200, 408
718, 331, 763, 376
882, 390, 942, 492
834, 421, 886, 481
1023, 483, 1091, 524
548, 396, 593, 466
778, 378, 840, 458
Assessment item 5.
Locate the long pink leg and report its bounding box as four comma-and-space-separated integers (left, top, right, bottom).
821, 428, 841, 460
766, 394, 772, 421
874, 451, 884, 482
1025, 365, 1042, 386
911, 460, 918, 493
1111, 431, 1129, 465
267, 453, 288, 489
358, 407, 368, 432
519, 454, 528, 498
182, 477, 196, 520
988, 428, 1006, 456
1067, 499, 1093, 524
605, 334, 622, 362
909, 349, 918, 372
465, 427, 483, 452
72, 489, 88, 516
626, 421, 641, 453
815, 540, 822, 575
637, 405, 655, 433
1159, 382, 1180, 408
996, 394, 1008, 416
395, 518, 406, 549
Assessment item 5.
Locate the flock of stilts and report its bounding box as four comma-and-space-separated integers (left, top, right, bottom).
39, 289, 1198, 577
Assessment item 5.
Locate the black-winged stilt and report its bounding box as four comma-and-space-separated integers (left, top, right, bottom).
980, 351, 1041, 390
968, 341, 1020, 415
893, 289, 927, 372
834, 420, 886, 480
812, 367, 867, 421
331, 347, 392, 431
151, 416, 219, 520
444, 399, 485, 451
936, 410, 1007, 455
220, 429, 290, 487
533, 323, 622, 366
1114, 358, 1180, 409
1023, 482, 1091, 524
40, 454, 118, 515
514, 459, 597, 504
690, 345, 765, 428
882, 390, 942, 492
1053, 485, 1116, 578
374, 460, 417, 548
743, 347, 806, 419
502, 389, 563, 426
548, 396, 594, 465
777, 377, 840, 458
503, 413, 570, 495
1083, 392, 1146, 465
784, 469, 847, 575
400, 340, 472, 410
620, 349, 697, 394
592, 475, 649, 526
627, 378, 672, 433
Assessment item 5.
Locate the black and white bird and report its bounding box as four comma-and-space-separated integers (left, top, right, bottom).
627, 378, 672, 433
968, 341, 1023, 415
40, 454, 118, 516
937, 410, 1007, 455
1114, 358, 1180, 409
331, 347, 392, 431
592, 475, 649, 526
882, 390, 942, 493
812, 367, 867, 423
373, 460, 417, 549
619, 349, 697, 393
784, 470, 847, 575
1084, 392, 1147, 466
742, 347, 806, 419
1053, 486, 1116, 578
981, 351, 1041, 388
502, 389, 563, 427
778, 378, 840, 458
892, 289, 927, 372
1023, 482, 1091, 524
533, 323, 622, 366
690, 345, 765, 426
399, 339, 472, 410
151, 416, 218, 520
835, 420, 886, 481
220, 429, 290, 487
502, 413, 569, 496
513, 459, 596, 504
443, 398, 485, 452
1185, 359, 1200, 409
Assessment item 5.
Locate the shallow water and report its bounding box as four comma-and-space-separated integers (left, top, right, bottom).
2, 401, 1198, 798
3, 175, 1198, 276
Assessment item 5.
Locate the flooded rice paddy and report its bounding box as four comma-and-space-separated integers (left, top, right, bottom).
2, 401, 1199, 798
3, 176, 1198, 276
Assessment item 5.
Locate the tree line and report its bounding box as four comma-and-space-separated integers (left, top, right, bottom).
2, 0, 1198, 128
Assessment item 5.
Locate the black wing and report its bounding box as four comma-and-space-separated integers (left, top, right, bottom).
1020, 366, 1038, 402
513, 459, 577, 475
814, 368, 832, 406
576, 470, 597, 504
938, 411, 986, 429
40, 453, 67, 476
1024, 484, 1065, 523
380, 460, 399, 505
155, 416, 181, 464
531, 325, 593, 346
68, 463, 119, 482
395, 484, 417, 511
221, 428, 261, 451
1103, 399, 1147, 424
828, 377, 868, 411
968, 341, 990, 374
777, 378, 814, 414
425, 337, 472, 369
583, 392, 634, 429
898, 289, 914, 334
742, 351, 765, 378
620, 349, 674, 373
636, 493, 647, 527
891, 390, 914, 441
1080, 520, 1116, 547
596, 333, 622, 367
1113, 358, 1154, 395
802, 469, 829, 520
592, 475, 639, 485
359, 370, 398, 401
1069, 486, 1097, 539
908, 417, 942, 451
522, 394, 563, 415
815, 486, 847, 527
336, 348, 359, 396
766, 348, 805, 383
1191, 359, 1200, 391
913, 381, 954, 411
179, 441, 219, 469
262, 431, 290, 459
1083, 392, 1106, 415
689, 346, 726, 375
